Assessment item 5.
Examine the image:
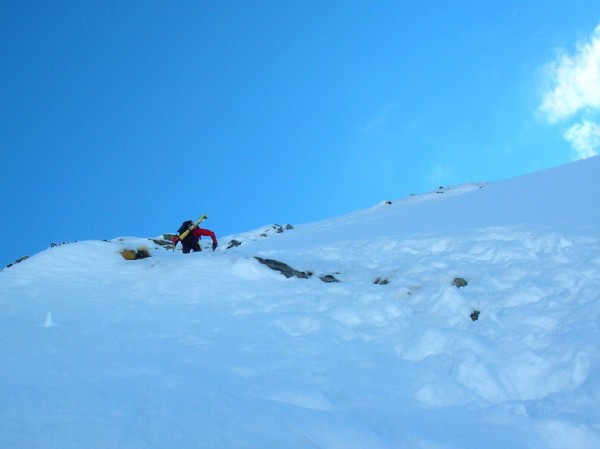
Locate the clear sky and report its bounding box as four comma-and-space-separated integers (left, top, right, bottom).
2, 1, 600, 267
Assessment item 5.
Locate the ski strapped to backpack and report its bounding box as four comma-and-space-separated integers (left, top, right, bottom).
178, 215, 207, 242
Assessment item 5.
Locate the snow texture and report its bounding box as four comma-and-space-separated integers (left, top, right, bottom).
1, 156, 600, 448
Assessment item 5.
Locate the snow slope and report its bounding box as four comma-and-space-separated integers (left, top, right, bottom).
1, 156, 600, 449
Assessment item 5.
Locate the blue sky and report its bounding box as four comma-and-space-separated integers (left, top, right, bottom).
2, 1, 600, 267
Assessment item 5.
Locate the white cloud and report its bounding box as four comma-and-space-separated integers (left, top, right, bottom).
564, 120, 600, 159
539, 24, 600, 160
540, 25, 600, 123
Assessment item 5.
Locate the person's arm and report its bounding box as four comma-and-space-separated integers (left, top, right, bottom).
195, 228, 218, 250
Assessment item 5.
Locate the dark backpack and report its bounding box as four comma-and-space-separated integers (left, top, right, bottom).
178, 220, 194, 235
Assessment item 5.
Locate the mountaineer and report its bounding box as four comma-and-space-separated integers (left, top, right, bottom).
172, 218, 218, 253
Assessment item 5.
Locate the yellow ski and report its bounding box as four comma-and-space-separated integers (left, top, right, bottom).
178, 215, 207, 241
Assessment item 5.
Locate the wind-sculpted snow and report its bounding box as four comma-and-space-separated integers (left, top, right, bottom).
1, 157, 600, 448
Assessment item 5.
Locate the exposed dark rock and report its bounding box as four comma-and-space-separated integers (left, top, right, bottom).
374, 277, 390, 285
227, 239, 242, 249
50, 241, 76, 248
152, 236, 174, 249
452, 277, 468, 288
470, 310, 480, 321
4, 256, 29, 269
319, 274, 339, 283
254, 257, 310, 279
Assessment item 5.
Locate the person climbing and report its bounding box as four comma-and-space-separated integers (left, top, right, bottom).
172, 219, 218, 253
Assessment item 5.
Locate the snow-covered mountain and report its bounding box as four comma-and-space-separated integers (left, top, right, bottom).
1, 156, 599, 449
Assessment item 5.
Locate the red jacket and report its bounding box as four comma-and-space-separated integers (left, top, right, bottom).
171, 227, 218, 246
192, 227, 217, 245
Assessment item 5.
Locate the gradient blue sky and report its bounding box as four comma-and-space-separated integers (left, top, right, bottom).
2, 1, 600, 266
